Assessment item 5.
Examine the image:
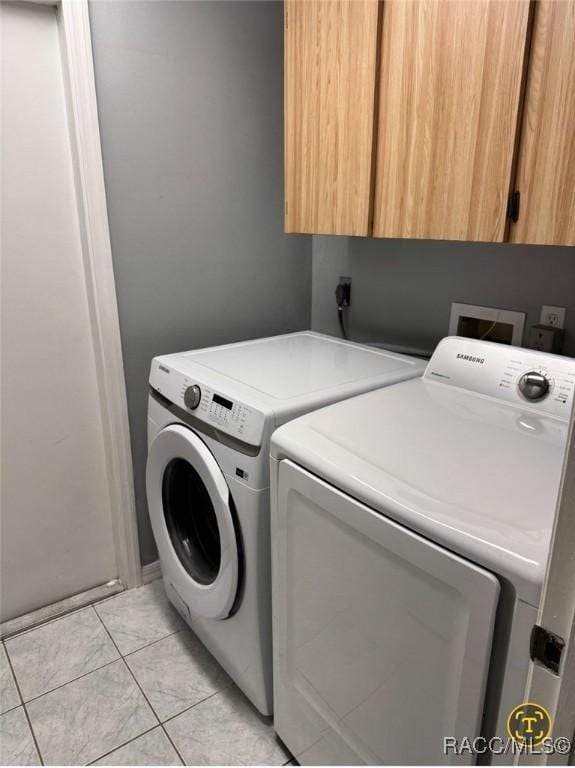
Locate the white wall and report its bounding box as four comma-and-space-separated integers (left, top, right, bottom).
312, 236, 575, 357
89, 1, 312, 564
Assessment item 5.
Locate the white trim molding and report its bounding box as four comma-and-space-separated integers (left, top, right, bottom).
0, 581, 124, 640
58, 0, 141, 588
142, 560, 162, 585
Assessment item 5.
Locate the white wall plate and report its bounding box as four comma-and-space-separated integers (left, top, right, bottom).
448, 302, 525, 346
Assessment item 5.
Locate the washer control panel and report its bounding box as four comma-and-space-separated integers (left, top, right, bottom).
181, 379, 264, 445
425, 337, 575, 420
149, 360, 266, 446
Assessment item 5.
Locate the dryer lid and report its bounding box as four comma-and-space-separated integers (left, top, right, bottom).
271, 376, 569, 606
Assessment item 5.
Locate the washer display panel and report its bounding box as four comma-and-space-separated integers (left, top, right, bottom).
147, 424, 239, 619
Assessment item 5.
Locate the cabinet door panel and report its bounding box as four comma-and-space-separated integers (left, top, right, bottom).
284, 0, 380, 235
373, 0, 531, 242
511, 1, 575, 246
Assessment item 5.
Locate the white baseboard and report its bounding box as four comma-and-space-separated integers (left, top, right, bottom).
2, 564, 162, 640
142, 560, 162, 584
0, 580, 124, 640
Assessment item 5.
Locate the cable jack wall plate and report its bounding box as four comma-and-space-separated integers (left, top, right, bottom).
448, 303, 525, 346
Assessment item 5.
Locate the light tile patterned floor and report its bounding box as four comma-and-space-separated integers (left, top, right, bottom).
0, 580, 291, 766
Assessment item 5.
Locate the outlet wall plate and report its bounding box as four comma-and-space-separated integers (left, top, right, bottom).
540, 305, 566, 328
528, 323, 565, 354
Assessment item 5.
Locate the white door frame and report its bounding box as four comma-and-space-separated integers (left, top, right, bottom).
519, 411, 575, 764
11, 0, 142, 590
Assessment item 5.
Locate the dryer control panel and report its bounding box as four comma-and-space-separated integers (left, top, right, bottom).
425, 337, 575, 420
149, 361, 266, 446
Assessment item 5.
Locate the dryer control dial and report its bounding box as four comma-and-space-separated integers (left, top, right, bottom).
518, 371, 550, 401
184, 384, 202, 410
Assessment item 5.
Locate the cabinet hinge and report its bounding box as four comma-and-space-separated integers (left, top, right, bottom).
507, 190, 520, 222
530, 624, 564, 675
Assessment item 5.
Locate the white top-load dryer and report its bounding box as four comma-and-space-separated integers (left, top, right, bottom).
146, 332, 425, 715
271, 337, 575, 764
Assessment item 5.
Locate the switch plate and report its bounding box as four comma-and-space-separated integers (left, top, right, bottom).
540, 305, 566, 328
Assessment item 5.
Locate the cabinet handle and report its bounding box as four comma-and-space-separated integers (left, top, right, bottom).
507, 191, 521, 222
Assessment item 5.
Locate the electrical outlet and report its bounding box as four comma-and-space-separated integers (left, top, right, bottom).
540, 305, 566, 328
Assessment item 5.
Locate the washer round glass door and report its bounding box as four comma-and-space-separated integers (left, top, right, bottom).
146, 424, 239, 619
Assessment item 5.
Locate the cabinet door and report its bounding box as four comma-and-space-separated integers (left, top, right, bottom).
373, 0, 531, 242
511, 1, 575, 246
284, 0, 381, 235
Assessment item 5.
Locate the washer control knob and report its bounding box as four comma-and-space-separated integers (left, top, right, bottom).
184, 384, 202, 410
519, 371, 550, 401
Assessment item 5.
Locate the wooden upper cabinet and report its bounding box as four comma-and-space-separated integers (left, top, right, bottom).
284, 0, 381, 235
372, 0, 532, 242
511, 1, 575, 246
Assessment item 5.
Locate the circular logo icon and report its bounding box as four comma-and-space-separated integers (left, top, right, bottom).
507, 702, 552, 747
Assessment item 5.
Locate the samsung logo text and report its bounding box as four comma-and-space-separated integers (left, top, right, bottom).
456, 353, 485, 364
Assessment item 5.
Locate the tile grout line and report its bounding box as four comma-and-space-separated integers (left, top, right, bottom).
0, 643, 22, 714
160, 686, 229, 728
98, 619, 187, 767
5, 578, 291, 767
95, 602, 290, 766
115, 627, 185, 660
85, 723, 160, 766
91, 583, 185, 659
93, 607, 230, 765
11, 604, 173, 767
91, 609, 187, 765
156, 683, 291, 767
92, 600, 232, 725
2, 583, 175, 766
3, 641, 44, 766
6, 602, 287, 767
9, 585, 197, 765
5, 605, 182, 708
159, 723, 186, 766
6, 607, 122, 705
20, 656, 120, 706
0, 702, 21, 716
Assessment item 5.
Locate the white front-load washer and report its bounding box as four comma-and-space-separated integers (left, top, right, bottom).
271, 336, 575, 763
146, 332, 426, 715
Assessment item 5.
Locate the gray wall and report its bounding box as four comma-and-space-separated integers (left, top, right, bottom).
312, 236, 575, 357
89, 0, 312, 565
